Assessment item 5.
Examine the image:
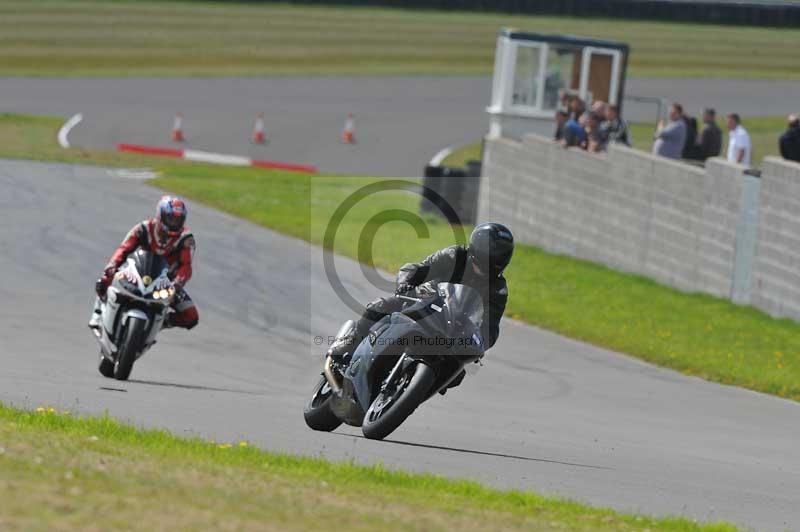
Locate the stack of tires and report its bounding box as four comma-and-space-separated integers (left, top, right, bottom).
420, 160, 481, 226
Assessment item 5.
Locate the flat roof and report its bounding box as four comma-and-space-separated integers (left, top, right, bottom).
499, 29, 630, 54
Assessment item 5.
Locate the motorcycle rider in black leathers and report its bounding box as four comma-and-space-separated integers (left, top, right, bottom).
327, 222, 514, 390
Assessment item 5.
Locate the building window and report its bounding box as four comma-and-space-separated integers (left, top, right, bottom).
512, 45, 541, 107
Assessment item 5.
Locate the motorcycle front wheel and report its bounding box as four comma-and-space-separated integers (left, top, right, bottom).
362, 361, 435, 441
303, 376, 342, 432
113, 317, 146, 381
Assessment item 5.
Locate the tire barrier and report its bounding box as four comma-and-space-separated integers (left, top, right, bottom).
421, 162, 481, 225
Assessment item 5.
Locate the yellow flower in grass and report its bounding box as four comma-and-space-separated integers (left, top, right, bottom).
238, 441, 249, 448
35, 407, 45, 413
218, 443, 232, 450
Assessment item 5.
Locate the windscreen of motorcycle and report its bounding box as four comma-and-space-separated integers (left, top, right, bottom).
437, 283, 484, 331
131, 249, 169, 280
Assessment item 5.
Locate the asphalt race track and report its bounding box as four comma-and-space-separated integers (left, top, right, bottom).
4, 76, 799, 176
2, 158, 799, 530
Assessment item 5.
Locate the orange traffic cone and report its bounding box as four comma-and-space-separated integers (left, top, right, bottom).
341, 113, 355, 144
172, 113, 185, 142
252, 113, 266, 144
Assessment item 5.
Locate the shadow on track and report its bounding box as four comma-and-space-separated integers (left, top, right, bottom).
99, 386, 127, 392
127, 379, 264, 396
330, 432, 612, 470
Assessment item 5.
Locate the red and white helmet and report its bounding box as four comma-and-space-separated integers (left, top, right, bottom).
155, 195, 187, 244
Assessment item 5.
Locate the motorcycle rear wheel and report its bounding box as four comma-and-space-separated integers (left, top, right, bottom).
113, 317, 146, 381
362, 362, 435, 441
304, 376, 342, 432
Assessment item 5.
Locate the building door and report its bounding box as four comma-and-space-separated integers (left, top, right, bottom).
578, 47, 622, 105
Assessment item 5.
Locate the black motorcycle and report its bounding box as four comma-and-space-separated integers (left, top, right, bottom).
304, 282, 485, 440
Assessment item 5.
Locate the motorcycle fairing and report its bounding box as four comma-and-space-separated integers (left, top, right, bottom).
344, 312, 432, 414
94, 249, 172, 362
327, 282, 487, 428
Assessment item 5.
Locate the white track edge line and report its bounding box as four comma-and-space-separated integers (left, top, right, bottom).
428, 145, 454, 167
183, 149, 251, 167
57, 113, 83, 149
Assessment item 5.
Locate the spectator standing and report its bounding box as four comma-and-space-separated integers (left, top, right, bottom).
726, 113, 752, 166
779, 114, 800, 162
558, 89, 571, 113
569, 97, 586, 121
652, 103, 687, 160
590, 100, 608, 121
554, 110, 568, 141
699, 108, 722, 159
586, 113, 606, 153
601, 105, 631, 146
682, 115, 703, 160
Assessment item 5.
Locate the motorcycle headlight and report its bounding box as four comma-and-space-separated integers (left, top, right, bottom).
152, 286, 174, 300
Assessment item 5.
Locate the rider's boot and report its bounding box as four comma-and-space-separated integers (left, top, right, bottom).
326, 319, 358, 365
439, 368, 466, 396
88, 298, 103, 330
326, 331, 356, 365
163, 312, 176, 329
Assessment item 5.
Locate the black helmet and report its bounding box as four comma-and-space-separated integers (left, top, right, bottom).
468, 222, 514, 277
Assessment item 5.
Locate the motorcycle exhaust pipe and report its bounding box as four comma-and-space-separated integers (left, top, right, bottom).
323, 355, 342, 393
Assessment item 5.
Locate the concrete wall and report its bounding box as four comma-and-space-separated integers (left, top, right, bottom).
751, 157, 800, 320
479, 134, 800, 321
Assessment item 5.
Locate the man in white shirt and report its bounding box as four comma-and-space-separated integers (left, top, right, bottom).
726, 113, 752, 166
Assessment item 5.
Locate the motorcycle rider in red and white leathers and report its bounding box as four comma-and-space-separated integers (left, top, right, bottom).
88, 196, 199, 330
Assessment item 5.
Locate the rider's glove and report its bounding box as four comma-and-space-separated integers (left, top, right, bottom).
395, 283, 416, 296
95, 278, 109, 299
96, 266, 116, 299
102, 265, 116, 281
172, 277, 185, 293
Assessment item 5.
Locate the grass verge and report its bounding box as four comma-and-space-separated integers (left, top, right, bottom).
4, 112, 800, 402
0, 0, 798, 79
441, 141, 483, 167
0, 402, 736, 531
0, 113, 195, 169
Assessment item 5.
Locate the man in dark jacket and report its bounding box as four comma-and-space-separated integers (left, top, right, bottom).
779, 114, 800, 162
327, 223, 514, 388
600, 105, 631, 147
699, 108, 722, 159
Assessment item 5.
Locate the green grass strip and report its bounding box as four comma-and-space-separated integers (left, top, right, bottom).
0, 0, 798, 78
0, 402, 736, 530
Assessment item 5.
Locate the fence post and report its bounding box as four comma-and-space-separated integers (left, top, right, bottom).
730, 171, 762, 304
